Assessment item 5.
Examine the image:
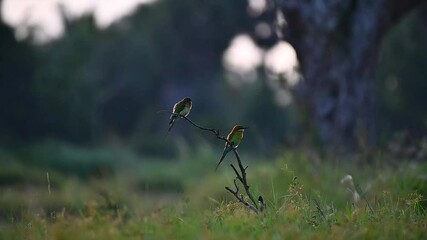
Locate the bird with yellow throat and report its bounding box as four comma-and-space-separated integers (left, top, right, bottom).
215, 125, 248, 170
169, 97, 192, 132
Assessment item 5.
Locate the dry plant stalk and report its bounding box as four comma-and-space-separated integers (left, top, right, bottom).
167, 112, 264, 214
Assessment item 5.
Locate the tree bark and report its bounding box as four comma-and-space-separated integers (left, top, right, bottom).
277, 0, 426, 150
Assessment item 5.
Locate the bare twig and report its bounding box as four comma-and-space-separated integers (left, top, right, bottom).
164, 112, 227, 142
225, 179, 258, 213
232, 149, 258, 209
230, 164, 242, 181
162, 112, 263, 213
182, 116, 219, 135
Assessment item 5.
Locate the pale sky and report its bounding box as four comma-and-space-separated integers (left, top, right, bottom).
223, 34, 263, 75
223, 35, 299, 107
1, 0, 156, 43
223, 35, 298, 81
1, 0, 299, 100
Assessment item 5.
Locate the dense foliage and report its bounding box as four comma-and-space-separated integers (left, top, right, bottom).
0, 1, 426, 154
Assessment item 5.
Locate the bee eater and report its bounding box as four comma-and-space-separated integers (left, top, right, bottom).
169, 97, 192, 132
215, 125, 248, 170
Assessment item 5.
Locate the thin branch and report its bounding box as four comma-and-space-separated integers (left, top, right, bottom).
232, 149, 258, 209
162, 112, 262, 213
225, 179, 258, 214
182, 116, 219, 135
230, 164, 242, 181
162, 112, 231, 145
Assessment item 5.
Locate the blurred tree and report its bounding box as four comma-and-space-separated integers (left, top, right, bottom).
277, 0, 426, 150
25, 0, 257, 154
0, 23, 37, 143
5, 0, 426, 156
33, 15, 100, 143
376, 8, 427, 140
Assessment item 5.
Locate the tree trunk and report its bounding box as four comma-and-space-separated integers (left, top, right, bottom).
277, 0, 426, 150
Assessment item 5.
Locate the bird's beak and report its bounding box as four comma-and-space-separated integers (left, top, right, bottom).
243, 126, 249, 130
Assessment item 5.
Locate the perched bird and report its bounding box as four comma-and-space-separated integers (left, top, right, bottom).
215, 125, 248, 170
169, 97, 192, 132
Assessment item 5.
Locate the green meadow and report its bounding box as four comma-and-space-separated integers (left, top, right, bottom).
2, 0, 427, 239
0, 143, 426, 239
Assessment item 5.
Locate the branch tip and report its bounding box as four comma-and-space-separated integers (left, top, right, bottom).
162, 114, 262, 214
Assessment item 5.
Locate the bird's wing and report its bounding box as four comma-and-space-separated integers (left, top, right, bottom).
224, 130, 234, 148
229, 131, 243, 148
170, 103, 178, 120
173, 101, 186, 115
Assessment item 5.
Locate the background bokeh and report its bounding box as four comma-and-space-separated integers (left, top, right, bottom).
1, 1, 427, 238
1, 0, 426, 157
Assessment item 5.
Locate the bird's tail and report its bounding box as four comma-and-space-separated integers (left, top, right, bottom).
215, 147, 231, 171
215, 154, 226, 171
168, 117, 175, 132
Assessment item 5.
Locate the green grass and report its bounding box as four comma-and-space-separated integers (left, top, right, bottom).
0, 146, 426, 239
